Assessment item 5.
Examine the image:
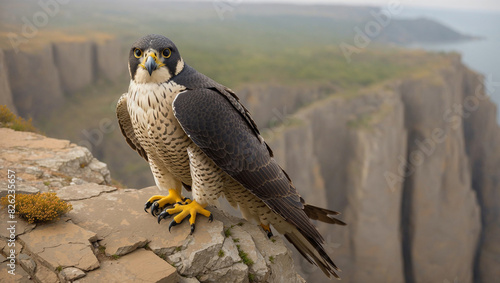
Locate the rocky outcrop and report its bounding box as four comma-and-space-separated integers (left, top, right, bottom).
0, 128, 111, 198
0, 129, 304, 282
0, 49, 17, 115
3, 46, 65, 119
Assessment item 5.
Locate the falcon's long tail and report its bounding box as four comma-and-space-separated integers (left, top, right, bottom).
274, 204, 346, 279
283, 226, 341, 279
303, 204, 346, 226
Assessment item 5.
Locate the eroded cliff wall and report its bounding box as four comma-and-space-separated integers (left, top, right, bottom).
266, 83, 408, 283
462, 68, 500, 282
3, 45, 65, 119
261, 55, 497, 283
0, 49, 17, 114
0, 38, 124, 118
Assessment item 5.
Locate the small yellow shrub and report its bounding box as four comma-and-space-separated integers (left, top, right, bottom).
0, 105, 37, 133
1, 193, 72, 223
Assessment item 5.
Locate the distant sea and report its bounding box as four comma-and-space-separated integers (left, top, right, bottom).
398, 7, 500, 123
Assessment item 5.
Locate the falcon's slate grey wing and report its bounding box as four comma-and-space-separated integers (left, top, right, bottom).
116, 93, 148, 161
173, 87, 344, 278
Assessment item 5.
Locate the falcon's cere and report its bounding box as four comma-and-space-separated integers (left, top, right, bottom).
117, 34, 346, 279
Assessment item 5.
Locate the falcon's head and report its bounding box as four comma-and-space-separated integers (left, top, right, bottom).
128, 34, 185, 84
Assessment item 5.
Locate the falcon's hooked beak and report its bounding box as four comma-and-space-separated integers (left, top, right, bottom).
145, 56, 157, 76
140, 52, 164, 76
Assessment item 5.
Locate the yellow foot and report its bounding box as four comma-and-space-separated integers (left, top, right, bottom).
144, 189, 191, 216
260, 223, 274, 238
157, 200, 213, 235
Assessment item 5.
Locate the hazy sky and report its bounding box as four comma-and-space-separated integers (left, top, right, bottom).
231, 0, 500, 12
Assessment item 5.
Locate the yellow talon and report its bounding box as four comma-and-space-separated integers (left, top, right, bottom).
167, 200, 211, 225
260, 223, 274, 238
162, 200, 213, 234
144, 189, 187, 216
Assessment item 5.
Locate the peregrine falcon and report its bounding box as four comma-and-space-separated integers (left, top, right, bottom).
117, 34, 345, 279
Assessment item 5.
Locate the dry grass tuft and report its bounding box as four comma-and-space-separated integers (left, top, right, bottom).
1, 192, 72, 223
0, 105, 38, 133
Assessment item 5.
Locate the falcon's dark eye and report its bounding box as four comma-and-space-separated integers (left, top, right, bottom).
134, 48, 142, 58
162, 48, 171, 59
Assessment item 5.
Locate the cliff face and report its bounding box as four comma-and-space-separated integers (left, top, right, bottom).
399, 58, 481, 283
53, 41, 96, 94
266, 83, 408, 283
3, 46, 65, 119
0, 39, 124, 119
0, 50, 17, 114
259, 55, 498, 283
461, 69, 500, 282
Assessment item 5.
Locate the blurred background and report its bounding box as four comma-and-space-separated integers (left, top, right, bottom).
0, 0, 499, 282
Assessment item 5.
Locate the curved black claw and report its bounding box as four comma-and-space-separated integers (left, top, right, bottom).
190, 224, 195, 235
208, 214, 213, 223
150, 202, 161, 217
144, 201, 153, 213
168, 220, 179, 232
157, 210, 172, 224
266, 230, 274, 239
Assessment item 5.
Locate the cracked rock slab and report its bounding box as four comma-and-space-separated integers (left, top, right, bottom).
230, 225, 268, 281
57, 183, 117, 201
77, 249, 177, 283
238, 222, 304, 282
18, 221, 99, 271
0, 211, 36, 239
167, 219, 225, 277
60, 267, 86, 281
19, 253, 37, 275
198, 262, 248, 283
34, 264, 59, 283
101, 234, 148, 257
68, 187, 225, 264
0, 260, 32, 283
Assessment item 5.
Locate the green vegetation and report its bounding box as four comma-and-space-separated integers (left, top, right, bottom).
224, 228, 232, 238
236, 244, 254, 266
218, 250, 225, 257
248, 273, 256, 282
111, 254, 120, 260
269, 256, 275, 264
